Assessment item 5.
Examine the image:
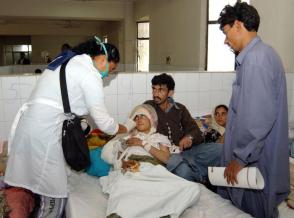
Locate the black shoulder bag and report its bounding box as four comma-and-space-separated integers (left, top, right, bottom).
60, 60, 90, 171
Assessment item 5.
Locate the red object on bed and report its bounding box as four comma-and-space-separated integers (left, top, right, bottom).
3, 187, 35, 218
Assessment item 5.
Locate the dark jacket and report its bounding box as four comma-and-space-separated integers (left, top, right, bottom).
145, 100, 203, 146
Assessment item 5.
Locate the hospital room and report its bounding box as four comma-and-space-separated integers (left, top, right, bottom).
0, 0, 294, 217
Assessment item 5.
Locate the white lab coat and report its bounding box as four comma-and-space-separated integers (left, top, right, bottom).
4, 54, 118, 198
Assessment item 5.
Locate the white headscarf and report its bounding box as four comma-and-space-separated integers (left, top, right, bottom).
129, 104, 158, 135
211, 106, 226, 136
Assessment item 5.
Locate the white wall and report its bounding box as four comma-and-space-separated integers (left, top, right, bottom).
0, 0, 126, 20
123, 1, 137, 71
251, 0, 294, 72
134, 0, 204, 71
0, 20, 103, 36
0, 71, 293, 141
101, 22, 123, 57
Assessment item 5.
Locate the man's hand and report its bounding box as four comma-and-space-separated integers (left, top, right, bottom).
179, 136, 193, 151
224, 159, 243, 185
126, 137, 143, 147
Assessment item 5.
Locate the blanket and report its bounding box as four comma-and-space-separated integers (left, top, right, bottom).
100, 163, 200, 218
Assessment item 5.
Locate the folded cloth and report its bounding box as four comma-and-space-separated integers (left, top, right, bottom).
86, 147, 111, 177
127, 154, 163, 166
87, 129, 114, 150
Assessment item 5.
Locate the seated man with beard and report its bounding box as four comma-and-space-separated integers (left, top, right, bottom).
145, 73, 222, 183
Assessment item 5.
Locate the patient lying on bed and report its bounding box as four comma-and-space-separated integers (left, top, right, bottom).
100, 104, 200, 218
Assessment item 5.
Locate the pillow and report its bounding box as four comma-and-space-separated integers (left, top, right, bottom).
86, 147, 111, 177
194, 114, 212, 133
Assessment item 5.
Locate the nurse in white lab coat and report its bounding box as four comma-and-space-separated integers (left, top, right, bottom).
4, 38, 127, 218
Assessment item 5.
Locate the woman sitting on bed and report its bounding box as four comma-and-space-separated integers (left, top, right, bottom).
100, 104, 200, 218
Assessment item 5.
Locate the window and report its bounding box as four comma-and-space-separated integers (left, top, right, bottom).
4, 44, 32, 65
137, 22, 149, 72
207, 0, 250, 71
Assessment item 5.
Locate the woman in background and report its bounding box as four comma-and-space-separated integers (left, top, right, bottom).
4, 38, 127, 218
204, 104, 228, 144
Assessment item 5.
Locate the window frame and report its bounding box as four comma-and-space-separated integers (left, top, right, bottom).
136, 21, 150, 72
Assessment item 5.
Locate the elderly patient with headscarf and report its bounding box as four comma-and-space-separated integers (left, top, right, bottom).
100, 104, 200, 218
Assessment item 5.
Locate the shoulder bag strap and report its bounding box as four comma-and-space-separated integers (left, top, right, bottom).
59, 60, 71, 114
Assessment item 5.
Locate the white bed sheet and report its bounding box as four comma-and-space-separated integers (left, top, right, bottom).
66, 172, 294, 218
66, 172, 251, 218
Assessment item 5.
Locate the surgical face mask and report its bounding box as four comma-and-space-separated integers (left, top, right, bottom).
94, 36, 109, 79
92, 59, 108, 79
99, 61, 109, 79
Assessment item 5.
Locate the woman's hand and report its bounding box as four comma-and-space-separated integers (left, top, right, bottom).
126, 137, 143, 147
117, 124, 127, 134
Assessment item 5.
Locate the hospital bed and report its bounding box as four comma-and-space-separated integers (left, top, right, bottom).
66, 172, 294, 218
66, 172, 251, 218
